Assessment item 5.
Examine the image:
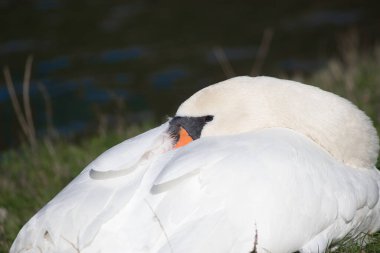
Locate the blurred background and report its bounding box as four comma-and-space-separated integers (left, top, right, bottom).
1, 0, 380, 151
1, 0, 380, 251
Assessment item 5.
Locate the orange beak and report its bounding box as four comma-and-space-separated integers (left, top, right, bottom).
174, 127, 193, 148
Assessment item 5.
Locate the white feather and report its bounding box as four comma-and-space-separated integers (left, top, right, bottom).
11, 76, 380, 253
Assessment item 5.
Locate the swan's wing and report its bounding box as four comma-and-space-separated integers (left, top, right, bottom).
89, 122, 171, 177
92, 128, 380, 253
10, 123, 171, 253
150, 129, 339, 253
11, 127, 380, 253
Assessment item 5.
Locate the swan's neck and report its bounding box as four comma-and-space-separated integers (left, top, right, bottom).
177, 76, 379, 169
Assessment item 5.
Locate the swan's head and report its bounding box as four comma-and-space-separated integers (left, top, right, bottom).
169, 76, 379, 169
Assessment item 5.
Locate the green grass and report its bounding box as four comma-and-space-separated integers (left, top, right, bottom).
329, 232, 380, 253
1, 45, 380, 252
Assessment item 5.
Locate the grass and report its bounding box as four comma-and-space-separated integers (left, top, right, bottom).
1, 43, 380, 252
330, 232, 380, 253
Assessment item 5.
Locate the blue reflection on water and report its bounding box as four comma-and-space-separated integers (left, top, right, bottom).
150, 67, 189, 90
84, 89, 110, 103
100, 47, 145, 63
0, 81, 41, 102
284, 10, 361, 30
37, 56, 70, 74
0, 87, 9, 102
35, 0, 61, 10
53, 121, 86, 136
39, 77, 95, 98
279, 58, 324, 72
0, 40, 36, 55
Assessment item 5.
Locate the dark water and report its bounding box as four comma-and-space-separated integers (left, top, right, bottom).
1, 0, 380, 150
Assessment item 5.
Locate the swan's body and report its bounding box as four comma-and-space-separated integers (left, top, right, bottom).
11, 76, 380, 253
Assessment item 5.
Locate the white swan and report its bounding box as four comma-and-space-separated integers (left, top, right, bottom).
10, 76, 380, 253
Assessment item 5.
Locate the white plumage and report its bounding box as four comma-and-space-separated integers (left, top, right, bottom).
10, 76, 380, 253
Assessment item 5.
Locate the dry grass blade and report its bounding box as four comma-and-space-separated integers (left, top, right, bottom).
3, 66, 30, 140
22, 55, 36, 147
38, 82, 56, 138
213, 46, 236, 78
3, 57, 37, 149
251, 28, 274, 76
